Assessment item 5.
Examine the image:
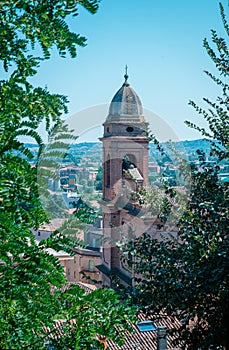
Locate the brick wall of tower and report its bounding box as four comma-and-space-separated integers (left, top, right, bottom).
100, 134, 149, 287
102, 209, 121, 270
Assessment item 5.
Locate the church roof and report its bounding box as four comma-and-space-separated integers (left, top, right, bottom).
106, 70, 145, 124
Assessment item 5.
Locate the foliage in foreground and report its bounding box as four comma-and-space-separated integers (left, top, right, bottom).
48, 286, 136, 350
0, 1, 136, 349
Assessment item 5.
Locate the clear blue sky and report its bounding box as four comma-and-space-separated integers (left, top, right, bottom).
31, 0, 226, 141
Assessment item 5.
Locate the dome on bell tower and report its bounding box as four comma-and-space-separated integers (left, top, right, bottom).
102, 69, 149, 138
106, 70, 146, 124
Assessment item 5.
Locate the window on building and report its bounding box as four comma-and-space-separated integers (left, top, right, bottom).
74, 256, 77, 264
88, 260, 94, 272
67, 268, 70, 276
74, 271, 76, 278
136, 321, 156, 332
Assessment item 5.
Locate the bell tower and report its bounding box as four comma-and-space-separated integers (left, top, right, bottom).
98, 70, 150, 287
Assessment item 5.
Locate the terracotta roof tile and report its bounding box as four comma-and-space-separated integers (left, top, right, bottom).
107, 312, 182, 350
49, 283, 183, 349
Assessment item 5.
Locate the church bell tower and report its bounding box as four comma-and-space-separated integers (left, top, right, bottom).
99, 70, 150, 287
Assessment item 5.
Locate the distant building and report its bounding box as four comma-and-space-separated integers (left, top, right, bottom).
148, 163, 161, 174
59, 165, 79, 177
88, 170, 98, 181
45, 247, 73, 276
32, 217, 102, 284
85, 216, 103, 250
31, 218, 66, 242
66, 248, 101, 283
59, 166, 79, 191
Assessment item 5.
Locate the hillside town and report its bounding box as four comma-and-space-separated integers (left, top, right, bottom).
29, 73, 228, 349
1, 1, 228, 349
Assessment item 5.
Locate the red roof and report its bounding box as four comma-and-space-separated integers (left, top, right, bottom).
49, 283, 183, 349
107, 312, 182, 350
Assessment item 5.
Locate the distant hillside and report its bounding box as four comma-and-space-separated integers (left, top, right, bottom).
25, 139, 212, 150
25, 138, 221, 164
172, 139, 212, 151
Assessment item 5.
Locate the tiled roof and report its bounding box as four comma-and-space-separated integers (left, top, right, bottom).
107, 312, 182, 350
45, 247, 72, 259
49, 283, 183, 349
44, 313, 182, 349
73, 247, 101, 257
38, 218, 66, 232
106, 74, 146, 124
62, 281, 97, 294
51, 282, 97, 296
79, 278, 183, 348
108, 84, 143, 118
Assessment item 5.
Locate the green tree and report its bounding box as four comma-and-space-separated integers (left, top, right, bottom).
186, 2, 229, 161
0, 1, 136, 348
48, 286, 136, 350
121, 2, 229, 349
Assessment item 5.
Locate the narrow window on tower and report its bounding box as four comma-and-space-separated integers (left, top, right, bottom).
105, 155, 110, 188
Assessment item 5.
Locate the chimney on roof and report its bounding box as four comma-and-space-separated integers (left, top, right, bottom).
157, 326, 167, 350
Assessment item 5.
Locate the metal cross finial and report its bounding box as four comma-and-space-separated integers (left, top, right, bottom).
124, 64, 129, 85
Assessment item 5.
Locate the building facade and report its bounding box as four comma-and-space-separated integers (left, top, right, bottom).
66, 247, 101, 283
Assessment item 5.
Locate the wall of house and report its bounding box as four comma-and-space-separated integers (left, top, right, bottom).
66, 251, 101, 283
